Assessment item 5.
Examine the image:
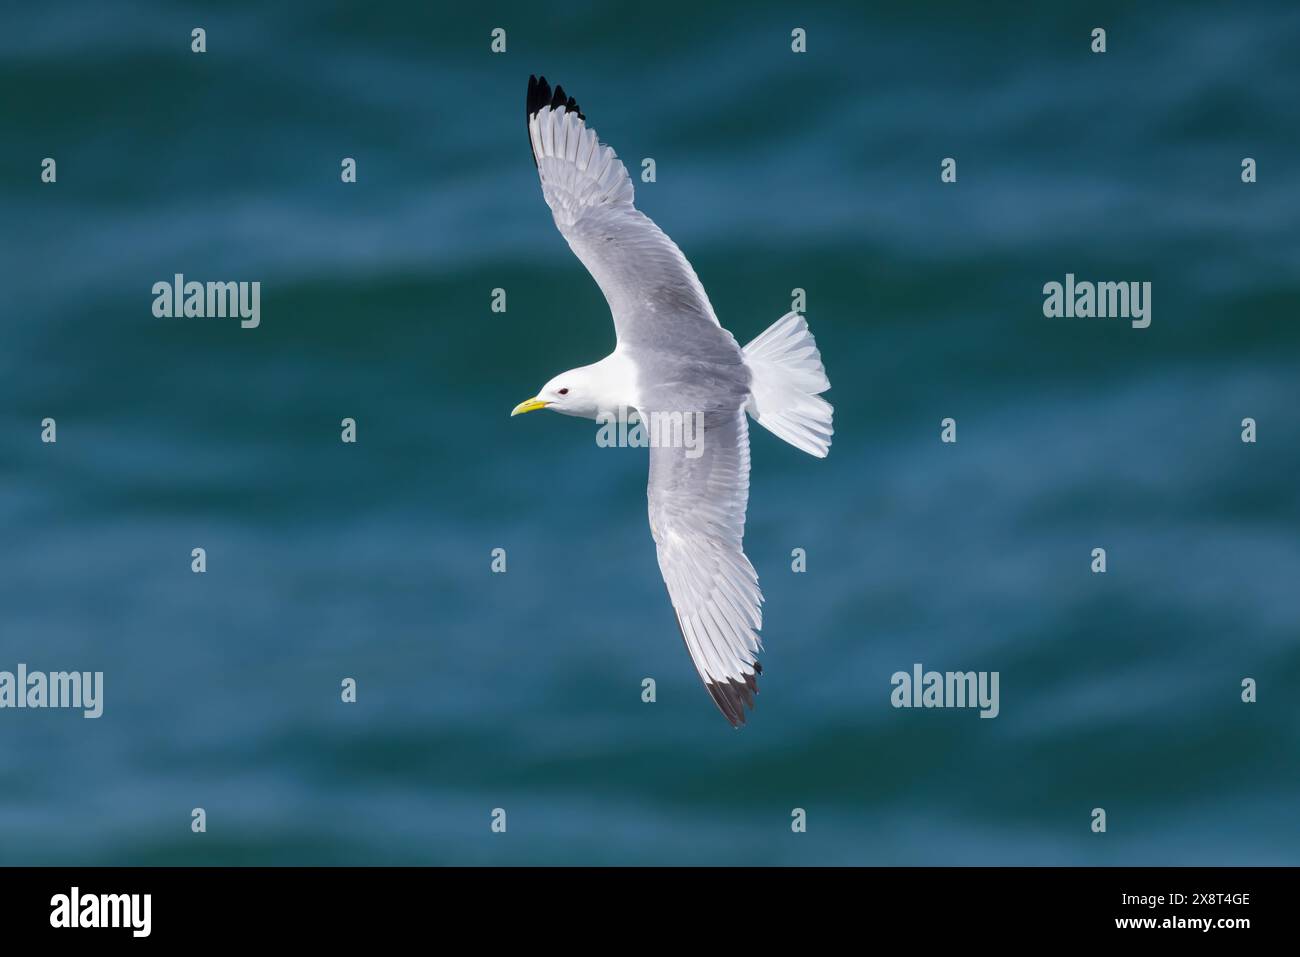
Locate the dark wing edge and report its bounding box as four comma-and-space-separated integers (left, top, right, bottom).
526, 74, 585, 167
674, 608, 762, 729
706, 669, 761, 729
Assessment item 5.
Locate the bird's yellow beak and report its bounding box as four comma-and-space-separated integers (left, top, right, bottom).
510, 397, 549, 417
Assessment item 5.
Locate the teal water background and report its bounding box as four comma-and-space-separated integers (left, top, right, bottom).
1, 1, 1298, 864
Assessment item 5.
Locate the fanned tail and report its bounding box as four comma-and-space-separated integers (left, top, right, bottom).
742, 312, 833, 458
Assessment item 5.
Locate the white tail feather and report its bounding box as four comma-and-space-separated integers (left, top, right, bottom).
742, 312, 833, 458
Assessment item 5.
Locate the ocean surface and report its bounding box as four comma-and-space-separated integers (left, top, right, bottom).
1, 0, 1297, 864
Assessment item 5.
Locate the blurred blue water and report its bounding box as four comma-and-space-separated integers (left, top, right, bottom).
1, 0, 1298, 864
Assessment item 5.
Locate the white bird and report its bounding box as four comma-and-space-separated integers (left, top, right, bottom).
512, 76, 833, 727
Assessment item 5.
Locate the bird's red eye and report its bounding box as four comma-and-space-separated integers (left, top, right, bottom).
558, 388, 569, 395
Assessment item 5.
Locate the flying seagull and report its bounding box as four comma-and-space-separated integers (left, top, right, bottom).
512, 75, 833, 727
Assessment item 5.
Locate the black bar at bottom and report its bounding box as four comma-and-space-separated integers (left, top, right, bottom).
0, 866, 1280, 942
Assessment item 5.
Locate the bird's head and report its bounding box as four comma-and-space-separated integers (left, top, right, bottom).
511, 367, 596, 420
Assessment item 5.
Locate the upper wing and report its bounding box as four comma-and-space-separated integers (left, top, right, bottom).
647, 407, 764, 727
526, 76, 735, 360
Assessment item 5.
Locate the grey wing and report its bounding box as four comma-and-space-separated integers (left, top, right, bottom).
647, 407, 764, 727
526, 76, 740, 362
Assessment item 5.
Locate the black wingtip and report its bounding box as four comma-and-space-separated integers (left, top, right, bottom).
526, 75, 586, 168
550, 83, 584, 120
526, 75, 547, 168
526, 74, 551, 121
706, 672, 760, 729
669, 607, 760, 728
526, 74, 584, 123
